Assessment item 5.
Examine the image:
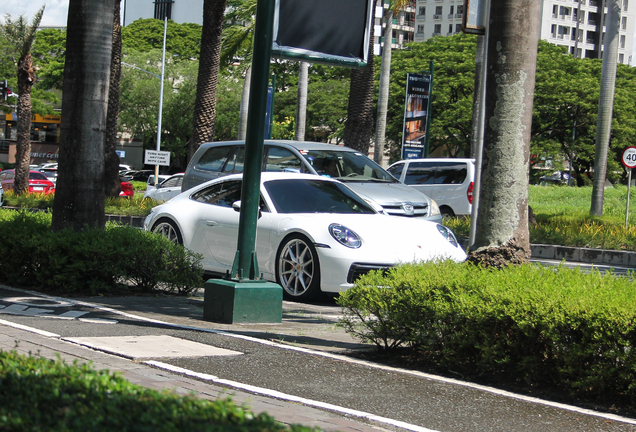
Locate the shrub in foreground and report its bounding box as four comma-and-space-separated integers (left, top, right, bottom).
337, 261, 636, 403
0, 210, 203, 295
0, 350, 314, 431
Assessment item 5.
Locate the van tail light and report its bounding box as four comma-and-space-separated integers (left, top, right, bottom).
467, 182, 474, 205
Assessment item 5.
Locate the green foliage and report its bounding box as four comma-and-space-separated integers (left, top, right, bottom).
31, 27, 66, 90
337, 261, 636, 403
0, 350, 317, 432
122, 19, 202, 61
0, 210, 203, 295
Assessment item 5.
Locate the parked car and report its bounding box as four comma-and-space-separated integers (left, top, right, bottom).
387, 158, 475, 218
119, 164, 133, 172
36, 167, 58, 185
145, 172, 466, 300
119, 178, 135, 197
182, 140, 442, 223
129, 170, 155, 182
143, 173, 184, 202
146, 174, 171, 191
0, 169, 55, 194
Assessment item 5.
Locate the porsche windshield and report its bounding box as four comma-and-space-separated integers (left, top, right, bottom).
301, 150, 397, 183
264, 179, 376, 214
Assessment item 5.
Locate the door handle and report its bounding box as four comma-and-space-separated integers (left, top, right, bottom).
206, 220, 217, 226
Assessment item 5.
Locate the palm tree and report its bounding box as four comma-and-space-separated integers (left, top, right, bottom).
1, 6, 45, 195
590, 0, 620, 216
51, 0, 115, 232
344, 0, 378, 154
374, 0, 409, 164
105, 0, 123, 198
295, 61, 309, 140
189, 0, 228, 161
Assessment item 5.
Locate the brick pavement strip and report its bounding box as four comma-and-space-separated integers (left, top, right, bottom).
0, 323, 396, 432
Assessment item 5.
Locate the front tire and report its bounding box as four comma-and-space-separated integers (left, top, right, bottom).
152, 218, 183, 245
276, 234, 321, 301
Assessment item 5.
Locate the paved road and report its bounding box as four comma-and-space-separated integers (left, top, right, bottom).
1, 284, 635, 432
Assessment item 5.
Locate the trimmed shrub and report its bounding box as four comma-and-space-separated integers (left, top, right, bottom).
337, 261, 636, 402
0, 210, 203, 295
0, 350, 316, 431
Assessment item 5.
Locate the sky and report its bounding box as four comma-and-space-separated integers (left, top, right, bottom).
2, 1, 636, 65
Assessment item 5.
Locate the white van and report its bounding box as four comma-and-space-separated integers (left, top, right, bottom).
387, 158, 475, 218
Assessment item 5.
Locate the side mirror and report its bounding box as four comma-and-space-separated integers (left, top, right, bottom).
232, 200, 262, 219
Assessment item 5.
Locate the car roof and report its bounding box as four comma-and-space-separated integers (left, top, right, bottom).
199, 140, 359, 153
392, 158, 475, 164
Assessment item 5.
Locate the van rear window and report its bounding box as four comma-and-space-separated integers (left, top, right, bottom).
195, 146, 234, 172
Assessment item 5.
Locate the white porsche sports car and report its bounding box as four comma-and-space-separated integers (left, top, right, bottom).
144, 172, 467, 300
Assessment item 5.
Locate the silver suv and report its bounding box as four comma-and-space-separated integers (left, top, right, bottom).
183, 140, 442, 222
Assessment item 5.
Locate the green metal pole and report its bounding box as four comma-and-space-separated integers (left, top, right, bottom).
232, 0, 275, 280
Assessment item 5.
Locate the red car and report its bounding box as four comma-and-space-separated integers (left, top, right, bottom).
0, 169, 55, 194
120, 178, 134, 197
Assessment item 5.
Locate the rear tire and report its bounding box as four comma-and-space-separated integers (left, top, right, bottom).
276, 234, 321, 301
152, 218, 183, 245
440, 206, 455, 220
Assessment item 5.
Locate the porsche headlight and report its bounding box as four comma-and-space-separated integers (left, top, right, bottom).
329, 224, 362, 248
430, 198, 440, 216
436, 224, 459, 247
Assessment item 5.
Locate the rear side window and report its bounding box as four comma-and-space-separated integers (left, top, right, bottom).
223, 147, 245, 173
404, 162, 436, 185
191, 180, 242, 207
435, 162, 467, 184
195, 146, 234, 172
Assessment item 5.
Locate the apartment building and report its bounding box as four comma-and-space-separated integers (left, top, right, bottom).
412, 0, 635, 65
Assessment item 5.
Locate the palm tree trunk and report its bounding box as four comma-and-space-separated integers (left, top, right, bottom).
374, 10, 393, 165
105, 0, 122, 198
51, 0, 115, 232
238, 67, 252, 141
14, 53, 34, 195
344, 0, 377, 154
295, 61, 308, 141
590, 0, 620, 216
469, 0, 541, 265
189, 0, 227, 160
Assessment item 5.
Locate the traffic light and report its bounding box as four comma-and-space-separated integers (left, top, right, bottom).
0, 80, 6, 102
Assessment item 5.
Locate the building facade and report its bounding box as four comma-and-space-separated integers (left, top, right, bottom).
412, 0, 635, 65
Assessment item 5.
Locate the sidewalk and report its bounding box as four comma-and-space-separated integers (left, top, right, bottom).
0, 288, 392, 432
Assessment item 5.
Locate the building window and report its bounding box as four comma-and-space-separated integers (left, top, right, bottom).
435, 6, 442, 14
419, 6, 425, 15
417, 24, 424, 33
457, 5, 463, 14
449, 5, 454, 14
624, 0, 629, 11
620, 34, 626, 48
622, 16, 628, 30
154, 0, 174, 20
434, 24, 441, 34
619, 53, 625, 63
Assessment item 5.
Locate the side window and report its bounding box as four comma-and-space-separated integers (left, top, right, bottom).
404, 162, 435, 185
191, 180, 242, 207
435, 162, 467, 184
162, 177, 181, 188
387, 163, 404, 180
264, 146, 303, 172
195, 146, 233, 172
223, 147, 245, 173
0, 172, 5, 181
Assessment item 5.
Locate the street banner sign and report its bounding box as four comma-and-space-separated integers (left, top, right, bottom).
402, 72, 433, 159
144, 150, 171, 167
271, 0, 374, 67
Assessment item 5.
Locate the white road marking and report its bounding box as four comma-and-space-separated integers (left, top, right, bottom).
145, 360, 441, 432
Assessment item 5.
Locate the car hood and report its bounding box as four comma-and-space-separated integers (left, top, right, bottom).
342, 182, 431, 205
277, 213, 466, 262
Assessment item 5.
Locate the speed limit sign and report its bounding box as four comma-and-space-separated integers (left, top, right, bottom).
622, 146, 636, 169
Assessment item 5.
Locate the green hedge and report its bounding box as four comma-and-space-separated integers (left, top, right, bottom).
0, 210, 203, 295
337, 261, 636, 403
0, 350, 315, 431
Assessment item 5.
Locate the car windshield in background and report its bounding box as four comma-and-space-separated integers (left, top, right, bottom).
264, 179, 376, 214
301, 150, 396, 183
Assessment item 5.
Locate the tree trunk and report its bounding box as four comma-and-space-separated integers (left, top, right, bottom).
295, 61, 308, 141
469, 0, 541, 267
105, 0, 122, 198
14, 53, 35, 195
590, 0, 620, 216
374, 9, 393, 165
470, 35, 486, 159
238, 67, 252, 141
344, 0, 377, 154
51, 0, 115, 232
189, 0, 227, 160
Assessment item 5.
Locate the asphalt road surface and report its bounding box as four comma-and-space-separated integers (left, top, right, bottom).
1, 284, 635, 432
